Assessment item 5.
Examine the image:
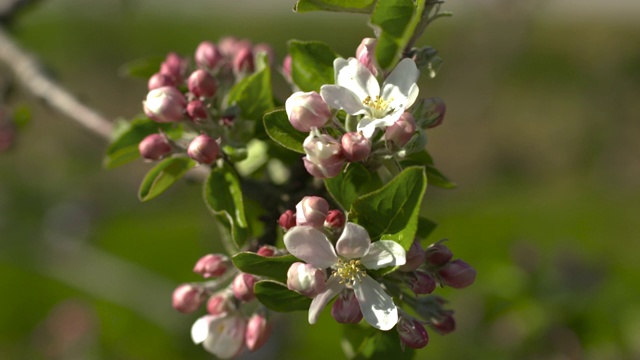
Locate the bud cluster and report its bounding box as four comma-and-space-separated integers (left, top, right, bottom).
278, 196, 345, 233
172, 253, 273, 358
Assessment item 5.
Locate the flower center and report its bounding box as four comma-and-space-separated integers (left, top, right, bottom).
333, 259, 367, 286
362, 95, 391, 117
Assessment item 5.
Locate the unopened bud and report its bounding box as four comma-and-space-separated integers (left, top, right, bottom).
187, 134, 220, 165
278, 209, 297, 231
285, 91, 331, 132
148, 72, 176, 90
399, 240, 426, 272
160, 52, 186, 84
407, 270, 436, 295
413, 97, 446, 129
431, 313, 456, 335
355, 38, 378, 76
385, 111, 416, 148
438, 259, 476, 289
195, 41, 223, 70
286, 262, 326, 297
397, 316, 429, 349
253, 43, 274, 66
233, 47, 255, 74
172, 283, 204, 313
256, 245, 277, 257
303, 130, 345, 178
341, 132, 371, 162
219, 37, 251, 58
143, 86, 186, 123
245, 312, 272, 351
282, 55, 292, 82
324, 210, 345, 230
232, 273, 258, 302
193, 254, 231, 278
331, 290, 363, 324
425, 242, 453, 266
206, 292, 234, 315
295, 196, 329, 228
188, 69, 217, 98
139, 133, 172, 161
186, 100, 209, 122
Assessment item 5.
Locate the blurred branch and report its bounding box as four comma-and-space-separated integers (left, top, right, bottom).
0, 26, 113, 139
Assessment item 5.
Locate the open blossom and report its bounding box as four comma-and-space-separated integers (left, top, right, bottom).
191, 313, 247, 359
284, 222, 406, 330
320, 57, 419, 138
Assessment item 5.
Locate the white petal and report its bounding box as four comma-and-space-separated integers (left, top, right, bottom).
405, 83, 419, 108
334, 57, 380, 102
320, 85, 368, 116
308, 275, 344, 324
381, 58, 419, 106
202, 314, 247, 359
360, 240, 406, 269
356, 111, 401, 139
335, 222, 371, 259
191, 315, 214, 344
284, 226, 338, 269
353, 276, 398, 330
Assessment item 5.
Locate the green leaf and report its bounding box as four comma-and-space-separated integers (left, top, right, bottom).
254, 280, 312, 312
416, 216, 437, 239
263, 109, 307, 154
138, 156, 196, 202
371, 0, 426, 70
426, 164, 456, 189
324, 162, 382, 210
289, 40, 339, 92
11, 105, 31, 129
294, 0, 375, 13
349, 327, 414, 360
349, 166, 427, 250
118, 56, 164, 79
232, 252, 298, 283
203, 163, 249, 247
227, 54, 274, 136
103, 116, 180, 169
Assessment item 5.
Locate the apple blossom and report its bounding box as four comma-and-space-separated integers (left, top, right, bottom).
191, 313, 247, 358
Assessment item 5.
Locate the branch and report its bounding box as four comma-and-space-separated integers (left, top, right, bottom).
0, 26, 113, 139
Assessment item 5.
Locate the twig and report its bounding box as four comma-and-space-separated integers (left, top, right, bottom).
0, 26, 113, 139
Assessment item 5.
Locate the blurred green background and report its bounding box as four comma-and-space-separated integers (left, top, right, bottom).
1, 0, 639, 359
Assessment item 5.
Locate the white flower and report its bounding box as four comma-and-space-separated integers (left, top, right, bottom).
320, 57, 420, 138
191, 313, 247, 358
283, 222, 406, 330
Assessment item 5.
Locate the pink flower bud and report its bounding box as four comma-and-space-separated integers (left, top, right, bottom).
331, 290, 363, 324
188, 69, 217, 98
399, 240, 426, 272
407, 270, 436, 295
256, 245, 277, 257
285, 91, 331, 132
438, 259, 477, 289
245, 312, 272, 352
186, 100, 209, 122
431, 313, 456, 335
232, 273, 258, 302
324, 210, 345, 230
341, 132, 371, 162
233, 47, 255, 74
286, 262, 326, 297
303, 131, 345, 178
385, 111, 416, 148
172, 284, 204, 313
356, 38, 378, 76
143, 86, 186, 123
278, 210, 297, 230
195, 41, 223, 70
219, 36, 251, 58
193, 254, 231, 278
397, 316, 429, 349
148, 72, 176, 90
138, 133, 172, 161
160, 52, 186, 84
295, 196, 329, 228
253, 43, 274, 66
282, 55, 292, 81
187, 134, 220, 165
206, 292, 234, 315
425, 242, 453, 266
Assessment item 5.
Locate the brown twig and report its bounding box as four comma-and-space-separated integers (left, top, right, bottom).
0, 26, 113, 139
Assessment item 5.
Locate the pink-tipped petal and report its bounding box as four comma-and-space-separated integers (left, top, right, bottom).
284, 226, 338, 269
360, 240, 406, 269
308, 276, 344, 324
353, 276, 398, 331
335, 222, 371, 259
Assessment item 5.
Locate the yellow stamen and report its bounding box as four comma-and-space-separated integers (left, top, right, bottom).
332, 259, 367, 285
362, 95, 391, 112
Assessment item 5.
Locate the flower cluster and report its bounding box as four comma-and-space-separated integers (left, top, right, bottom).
284, 38, 446, 178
